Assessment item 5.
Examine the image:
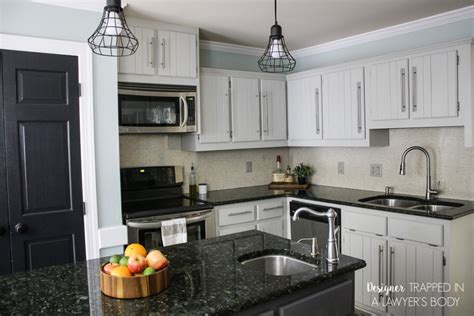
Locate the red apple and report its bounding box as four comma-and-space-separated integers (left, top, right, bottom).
146, 250, 168, 270
103, 263, 118, 275
127, 254, 147, 274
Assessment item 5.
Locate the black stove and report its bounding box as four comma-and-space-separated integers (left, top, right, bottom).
121, 166, 212, 220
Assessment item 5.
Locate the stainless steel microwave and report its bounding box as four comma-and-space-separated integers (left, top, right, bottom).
118, 83, 197, 134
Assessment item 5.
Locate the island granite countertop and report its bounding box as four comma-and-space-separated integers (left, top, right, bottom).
0, 230, 365, 315
187, 184, 474, 220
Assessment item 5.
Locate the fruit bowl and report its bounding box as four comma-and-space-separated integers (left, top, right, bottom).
100, 263, 170, 299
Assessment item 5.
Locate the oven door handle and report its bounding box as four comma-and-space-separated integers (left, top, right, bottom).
180, 96, 189, 128
127, 211, 213, 229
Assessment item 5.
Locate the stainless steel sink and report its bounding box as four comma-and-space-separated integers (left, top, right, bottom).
240, 255, 317, 276
359, 197, 421, 208
411, 203, 463, 212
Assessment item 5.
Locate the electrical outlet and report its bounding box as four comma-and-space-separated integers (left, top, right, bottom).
337, 162, 344, 175
370, 164, 383, 177
246, 161, 253, 173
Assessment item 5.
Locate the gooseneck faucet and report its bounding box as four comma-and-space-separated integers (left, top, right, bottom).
292, 207, 339, 264
399, 146, 438, 200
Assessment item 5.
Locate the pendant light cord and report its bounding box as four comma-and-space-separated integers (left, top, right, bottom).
274, 0, 278, 24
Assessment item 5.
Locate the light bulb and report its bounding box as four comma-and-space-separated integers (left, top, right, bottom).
270, 39, 284, 58
104, 11, 123, 36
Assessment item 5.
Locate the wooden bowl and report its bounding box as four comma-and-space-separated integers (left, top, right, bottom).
100, 264, 170, 299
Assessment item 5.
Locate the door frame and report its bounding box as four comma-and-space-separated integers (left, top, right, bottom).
0, 33, 100, 259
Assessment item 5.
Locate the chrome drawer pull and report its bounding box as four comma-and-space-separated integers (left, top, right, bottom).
228, 211, 252, 217
262, 206, 282, 211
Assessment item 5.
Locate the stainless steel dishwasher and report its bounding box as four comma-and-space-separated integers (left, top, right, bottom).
289, 201, 341, 250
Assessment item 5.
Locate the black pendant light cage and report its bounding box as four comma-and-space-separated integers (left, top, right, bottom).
258, 0, 296, 73
88, 0, 139, 57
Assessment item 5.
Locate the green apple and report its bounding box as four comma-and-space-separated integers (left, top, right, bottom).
119, 256, 129, 267
143, 267, 156, 276
109, 254, 121, 264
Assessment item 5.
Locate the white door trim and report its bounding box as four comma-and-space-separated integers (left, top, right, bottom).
0, 33, 100, 259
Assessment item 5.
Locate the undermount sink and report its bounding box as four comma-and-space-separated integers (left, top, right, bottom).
359, 195, 463, 212
240, 255, 317, 276
359, 197, 421, 208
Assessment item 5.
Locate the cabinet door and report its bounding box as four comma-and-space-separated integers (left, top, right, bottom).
388, 241, 444, 316
369, 59, 409, 121
257, 219, 285, 238
322, 67, 365, 140
342, 230, 387, 312
261, 79, 287, 141
118, 26, 155, 75
157, 30, 197, 78
409, 50, 458, 119
231, 77, 261, 142
199, 74, 231, 144
287, 75, 322, 140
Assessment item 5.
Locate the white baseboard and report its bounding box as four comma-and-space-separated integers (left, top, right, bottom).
98, 225, 128, 249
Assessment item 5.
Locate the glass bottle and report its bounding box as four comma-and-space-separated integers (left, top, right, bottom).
189, 163, 197, 197
271, 155, 285, 183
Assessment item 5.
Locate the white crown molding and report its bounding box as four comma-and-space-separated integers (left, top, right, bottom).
30, 0, 129, 13
200, 5, 474, 58
292, 5, 474, 58
200, 40, 264, 56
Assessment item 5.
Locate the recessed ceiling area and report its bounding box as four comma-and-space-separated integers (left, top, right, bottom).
30, 0, 472, 50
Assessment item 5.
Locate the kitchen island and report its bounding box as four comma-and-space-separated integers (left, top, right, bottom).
0, 230, 365, 315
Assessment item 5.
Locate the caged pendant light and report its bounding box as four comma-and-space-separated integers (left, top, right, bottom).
258, 0, 296, 73
88, 0, 139, 57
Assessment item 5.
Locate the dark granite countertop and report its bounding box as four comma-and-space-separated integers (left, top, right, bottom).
188, 185, 474, 220
0, 230, 365, 315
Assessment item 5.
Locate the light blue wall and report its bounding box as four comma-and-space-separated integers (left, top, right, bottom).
0, 2, 123, 231
200, 18, 474, 72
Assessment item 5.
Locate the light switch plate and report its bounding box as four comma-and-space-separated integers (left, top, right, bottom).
337, 162, 344, 175
370, 164, 382, 177
246, 161, 253, 173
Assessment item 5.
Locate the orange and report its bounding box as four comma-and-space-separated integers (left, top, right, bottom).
124, 243, 147, 257
110, 266, 132, 277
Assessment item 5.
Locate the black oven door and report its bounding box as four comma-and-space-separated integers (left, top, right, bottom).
138, 221, 206, 250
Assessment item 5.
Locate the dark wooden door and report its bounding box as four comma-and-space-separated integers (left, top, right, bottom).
0, 53, 12, 275
1, 50, 86, 273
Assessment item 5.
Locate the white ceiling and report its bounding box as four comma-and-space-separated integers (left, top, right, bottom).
30, 0, 472, 50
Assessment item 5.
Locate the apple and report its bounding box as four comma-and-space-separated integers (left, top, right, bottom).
143, 267, 155, 276
103, 263, 118, 275
127, 254, 147, 274
146, 250, 168, 270
119, 256, 129, 267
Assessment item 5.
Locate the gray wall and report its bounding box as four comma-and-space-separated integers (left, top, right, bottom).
0, 2, 123, 231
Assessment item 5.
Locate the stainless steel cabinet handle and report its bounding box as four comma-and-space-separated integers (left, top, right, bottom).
389, 246, 395, 300
228, 211, 252, 217
160, 38, 166, 69
262, 206, 282, 212
412, 66, 417, 112
265, 93, 270, 135
400, 68, 406, 112
378, 245, 383, 302
357, 82, 362, 133
149, 37, 155, 68
315, 88, 320, 135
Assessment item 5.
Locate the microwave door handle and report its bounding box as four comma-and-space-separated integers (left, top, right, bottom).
180, 96, 189, 128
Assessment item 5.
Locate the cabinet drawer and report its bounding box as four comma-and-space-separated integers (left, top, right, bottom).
257, 201, 284, 220
343, 211, 387, 236
388, 218, 443, 246
219, 224, 256, 236
218, 205, 255, 226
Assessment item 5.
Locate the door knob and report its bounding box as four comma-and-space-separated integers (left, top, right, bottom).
15, 223, 27, 234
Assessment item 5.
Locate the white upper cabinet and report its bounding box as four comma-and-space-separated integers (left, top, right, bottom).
287, 75, 322, 140
157, 30, 197, 78
410, 50, 458, 119
199, 74, 230, 144
260, 79, 287, 141
118, 26, 156, 76
231, 77, 261, 142
369, 59, 409, 121
322, 67, 365, 140
118, 18, 198, 86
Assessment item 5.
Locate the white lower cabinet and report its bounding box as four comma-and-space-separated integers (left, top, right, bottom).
341, 206, 449, 315
215, 198, 287, 239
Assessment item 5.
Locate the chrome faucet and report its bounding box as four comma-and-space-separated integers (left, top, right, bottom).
292, 207, 339, 264
296, 237, 319, 257
399, 146, 438, 200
